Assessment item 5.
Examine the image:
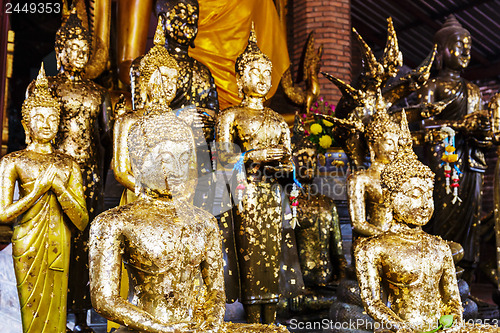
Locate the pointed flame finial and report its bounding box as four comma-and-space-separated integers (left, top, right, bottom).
35, 62, 49, 90
154, 16, 166, 46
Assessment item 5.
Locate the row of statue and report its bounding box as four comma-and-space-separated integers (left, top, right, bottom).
2, 0, 500, 332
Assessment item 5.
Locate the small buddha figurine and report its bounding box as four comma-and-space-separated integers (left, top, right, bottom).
216, 28, 292, 324
355, 148, 499, 333
35, 10, 112, 329
415, 15, 490, 280
89, 110, 288, 333
291, 115, 346, 287
0, 65, 88, 333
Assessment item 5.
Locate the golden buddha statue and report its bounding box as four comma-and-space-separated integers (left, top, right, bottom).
27, 9, 112, 330
0, 65, 88, 333
415, 15, 490, 281
129, 0, 218, 132
216, 28, 292, 324
113, 18, 182, 205
348, 99, 404, 238
90, 109, 288, 333
291, 115, 345, 287
354, 148, 499, 333
129, 8, 217, 215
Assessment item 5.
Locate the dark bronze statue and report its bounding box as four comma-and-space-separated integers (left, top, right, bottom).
415, 15, 490, 281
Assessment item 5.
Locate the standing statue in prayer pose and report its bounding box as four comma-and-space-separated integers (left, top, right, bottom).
0, 65, 88, 333
216, 28, 292, 324
90, 110, 288, 333
415, 15, 490, 280
355, 147, 499, 333
27, 9, 112, 331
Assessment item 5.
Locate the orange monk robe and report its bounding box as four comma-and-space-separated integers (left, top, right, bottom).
192, 0, 290, 110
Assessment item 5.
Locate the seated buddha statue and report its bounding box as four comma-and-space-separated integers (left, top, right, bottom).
354, 147, 499, 333
89, 109, 288, 333
216, 27, 292, 324
0, 65, 88, 333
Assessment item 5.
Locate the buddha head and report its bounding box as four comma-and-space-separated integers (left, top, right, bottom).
55, 8, 92, 73
139, 17, 180, 105
434, 15, 471, 71
128, 111, 197, 199
365, 100, 400, 165
156, 0, 199, 48
235, 27, 272, 99
22, 64, 61, 145
381, 150, 435, 227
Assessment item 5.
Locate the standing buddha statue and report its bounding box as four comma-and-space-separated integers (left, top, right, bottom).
155, 0, 218, 112
0, 65, 88, 333
216, 28, 292, 324
27, 8, 112, 331
90, 109, 288, 333
113, 17, 182, 205
348, 99, 403, 238
415, 15, 490, 280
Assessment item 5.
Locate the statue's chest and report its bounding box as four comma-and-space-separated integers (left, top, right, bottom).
177, 60, 210, 98
53, 82, 101, 122
17, 154, 71, 189
382, 241, 443, 287
366, 182, 384, 204
125, 218, 206, 272
298, 195, 332, 226
236, 113, 283, 146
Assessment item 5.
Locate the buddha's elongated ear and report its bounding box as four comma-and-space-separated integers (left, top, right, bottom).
21, 121, 32, 145
236, 76, 244, 99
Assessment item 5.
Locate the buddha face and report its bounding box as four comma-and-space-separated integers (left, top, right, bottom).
160, 140, 192, 193
442, 32, 471, 70
25, 107, 59, 144
139, 139, 193, 196
239, 58, 272, 98
147, 66, 178, 104
163, 0, 199, 45
371, 132, 398, 164
59, 38, 89, 72
392, 177, 434, 227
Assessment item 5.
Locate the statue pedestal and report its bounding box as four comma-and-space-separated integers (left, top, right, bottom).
0, 244, 22, 333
